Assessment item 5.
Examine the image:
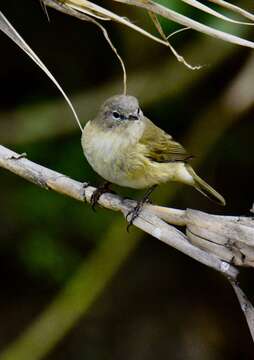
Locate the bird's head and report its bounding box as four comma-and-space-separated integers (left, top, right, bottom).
96, 95, 143, 128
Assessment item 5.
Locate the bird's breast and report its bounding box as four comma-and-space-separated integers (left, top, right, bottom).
81, 120, 145, 186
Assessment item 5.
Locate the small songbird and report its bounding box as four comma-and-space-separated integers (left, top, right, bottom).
81, 95, 225, 222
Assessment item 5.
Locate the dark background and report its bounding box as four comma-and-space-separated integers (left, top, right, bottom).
0, 0, 254, 359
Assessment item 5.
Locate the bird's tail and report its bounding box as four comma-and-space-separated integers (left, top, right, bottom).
186, 164, 226, 206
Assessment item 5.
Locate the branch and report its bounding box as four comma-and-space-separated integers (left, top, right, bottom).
231, 280, 254, 341
0, 9, 82, 131
2, 144, 254, 342
41, 0, 128, 95
0, 32, 240, 145
181, 0, 254, 26
114, 0, 254, 48
42, 0, 254, 71
150, 206, 254, 267
208, 0, 254, 22
0, 144, 238, 279
42, 0, 169, 47
2, 143, 254, 271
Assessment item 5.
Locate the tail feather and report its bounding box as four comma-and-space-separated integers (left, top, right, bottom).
186, 165, 226, 206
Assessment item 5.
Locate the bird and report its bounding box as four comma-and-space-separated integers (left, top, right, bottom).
81, 94, 225, 224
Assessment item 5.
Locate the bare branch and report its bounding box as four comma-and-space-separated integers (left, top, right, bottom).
45, 0, 254, 52
114, 0, 254, 49
43, 0, 169, 47
148, 205, 254, 267
167, 27, 190, 39
2, 146, 254, 342
0, 9, 82, 131
182, 0, 254, 26
42, 0, 127, 95
231, 280, 254, 342
0, 32, 241, 146
0, 144, 239, 279
148, 11, 202, 70
208, 0, 254, 22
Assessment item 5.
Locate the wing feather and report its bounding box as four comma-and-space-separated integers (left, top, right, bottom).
140, 117, 192, 163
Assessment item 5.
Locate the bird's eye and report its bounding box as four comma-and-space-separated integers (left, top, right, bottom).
112, 111, 120, 119
137, 107, 141, 115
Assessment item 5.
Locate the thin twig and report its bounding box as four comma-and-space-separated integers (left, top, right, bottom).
148, 11, 202, 70
43, 0, 254, 72
43, 0, 127, 96
0, 31, 245, 145
0, 9, 82, 131
114, 0, 254, 49
182, 0, 254, 26
39, 0, 51, 21
167, 26, 190, 39
208, 0, 254, 22
230, 280, 254, 342
53, 0, 169, 46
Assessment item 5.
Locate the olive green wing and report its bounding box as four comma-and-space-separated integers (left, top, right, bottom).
140, 117, 192, 163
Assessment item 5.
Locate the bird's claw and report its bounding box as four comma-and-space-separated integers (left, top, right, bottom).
126, 201, 144, 232
8, 152, 27, 160
82, 182, 90, 202
126, 184, 157, 231
90, 182, 114, 211
91, 188, 104, 211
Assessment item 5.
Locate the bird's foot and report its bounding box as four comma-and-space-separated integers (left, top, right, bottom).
90, 182, 115, 211
126, 200, 145, 232
82, 182, 90, 202
126, 185, 157, 232
8, 152, 27, 160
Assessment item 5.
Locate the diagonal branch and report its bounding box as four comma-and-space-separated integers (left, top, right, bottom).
114, 0, 254, 49
180, 0, 254, 26
42, 0, 127, 95
0, 144, 238, 279
0, 9, 82, 131
208, 0, 254, 22
231, 280, 254, 341
42, 0, 169, 47
148, 11, 202, 70
2, 145, 254, 342
43, 0, 254, 70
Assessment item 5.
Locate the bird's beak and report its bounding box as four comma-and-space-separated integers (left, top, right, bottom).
128, 111, 140, 121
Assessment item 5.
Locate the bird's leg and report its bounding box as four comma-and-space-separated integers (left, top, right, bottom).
82, 182, 90, 203
126, 184, 157, 231
7, 152, 27, 160
90, 181, 115, 211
